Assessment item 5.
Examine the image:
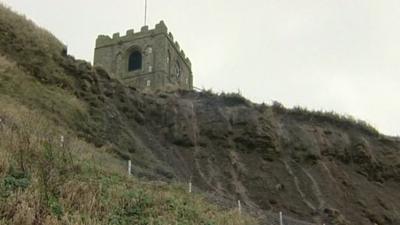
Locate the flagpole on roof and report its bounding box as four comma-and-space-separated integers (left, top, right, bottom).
144, 0, 148, 26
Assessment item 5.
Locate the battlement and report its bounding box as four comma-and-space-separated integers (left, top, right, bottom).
95, 20, 191, 67
94, 20, 193, 91
95, 21, 167, 48
165, 32, 191, 67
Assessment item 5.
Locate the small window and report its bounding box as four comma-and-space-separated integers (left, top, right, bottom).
146, 80, 151, 86
148, 66, 153, 72
175, 62, 181, 78
128, 51, 142, 71
147, 47, 153, 54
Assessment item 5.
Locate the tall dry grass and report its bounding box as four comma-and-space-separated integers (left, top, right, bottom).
0, 4, 258, 224
271, 101, 380, 136
0, 3, 64, 57
0, 98, 257, 225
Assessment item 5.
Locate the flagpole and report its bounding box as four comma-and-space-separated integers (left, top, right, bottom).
144, 0, 148, 26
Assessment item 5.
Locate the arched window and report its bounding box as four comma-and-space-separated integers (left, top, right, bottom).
128, 51, 142, 71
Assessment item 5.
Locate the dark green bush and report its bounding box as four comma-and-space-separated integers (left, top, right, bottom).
1, 166, 31, 197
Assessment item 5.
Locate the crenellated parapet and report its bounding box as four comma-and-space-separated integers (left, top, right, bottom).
165, 33, 191, 68
95, 35, 112, 47
94, 20, 193, 91
95, 21, 191, 68
96, 21, 168, 48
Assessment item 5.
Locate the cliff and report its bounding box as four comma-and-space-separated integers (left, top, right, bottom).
0, 4, 399, 225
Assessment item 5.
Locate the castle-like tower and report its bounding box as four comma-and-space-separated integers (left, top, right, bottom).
93, 21, 193, 91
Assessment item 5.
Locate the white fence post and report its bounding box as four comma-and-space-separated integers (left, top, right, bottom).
238, 200, 242, 215
60, 135, 64, 148
128, 160, 131, 175
279, 211, 283, 225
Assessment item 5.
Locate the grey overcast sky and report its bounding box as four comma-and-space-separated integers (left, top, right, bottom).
2, 0, 400, 136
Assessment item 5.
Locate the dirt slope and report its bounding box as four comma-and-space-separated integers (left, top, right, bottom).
1, 4, 400, 225
122, 91, 400, 225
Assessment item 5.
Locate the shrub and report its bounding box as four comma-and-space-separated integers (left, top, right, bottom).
270, 102, 379, 136
220, 92, 250, 106
271, 100, 286, 112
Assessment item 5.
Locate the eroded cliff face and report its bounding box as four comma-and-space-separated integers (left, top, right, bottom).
1, 7, 399, 224
4, 55, 399, 224
125, 90, 400, 225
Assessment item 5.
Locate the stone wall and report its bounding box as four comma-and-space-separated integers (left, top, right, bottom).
93, 21, 193, 91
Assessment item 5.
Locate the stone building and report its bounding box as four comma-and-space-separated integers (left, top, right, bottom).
93, 21, 193, 91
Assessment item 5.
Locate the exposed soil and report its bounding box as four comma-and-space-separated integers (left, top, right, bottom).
1, 6, 400, 224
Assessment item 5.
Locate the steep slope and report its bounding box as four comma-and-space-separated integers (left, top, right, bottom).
119, 91, 400, 225
0, 5, 255, 225
1, 4, 400, 225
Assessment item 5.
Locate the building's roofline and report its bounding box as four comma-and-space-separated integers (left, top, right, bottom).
95, 21, 192, 68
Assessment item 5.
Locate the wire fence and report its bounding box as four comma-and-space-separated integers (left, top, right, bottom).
185, 181, 320, 225
259, 211, 317, 225
124, 160, 325, 225
60, 139, 318, 225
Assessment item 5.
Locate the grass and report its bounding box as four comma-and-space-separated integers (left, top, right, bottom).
0, 2, 388, 224
271, 100, 380, 136
193, 89, 379, 137
0, 4, 258, 224
0, 99, 257, 225
193, 88, 378, 138
0, 3, 64, 62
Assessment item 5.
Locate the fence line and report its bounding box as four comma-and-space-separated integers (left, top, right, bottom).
186, 183, 319, 225
259, 211, 317, 225
125, 160, 321, 225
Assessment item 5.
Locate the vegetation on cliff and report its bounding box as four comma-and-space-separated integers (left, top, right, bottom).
1, 3, 399, 225
0, 4, 255, 225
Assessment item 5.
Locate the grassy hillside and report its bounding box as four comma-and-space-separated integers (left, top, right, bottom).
0, 99, 254, 225
1, 3, 400, 225
0, 4, 256, 225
